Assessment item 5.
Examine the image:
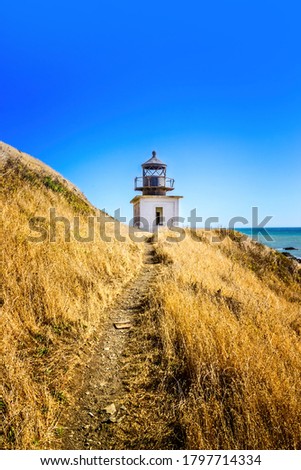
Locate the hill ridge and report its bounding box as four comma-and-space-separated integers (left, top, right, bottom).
1, 143, 145, 449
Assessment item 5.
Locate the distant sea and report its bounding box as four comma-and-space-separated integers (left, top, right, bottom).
236, 227, 301, 260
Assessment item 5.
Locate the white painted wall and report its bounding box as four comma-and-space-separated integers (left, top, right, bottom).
132, 196, 181, 232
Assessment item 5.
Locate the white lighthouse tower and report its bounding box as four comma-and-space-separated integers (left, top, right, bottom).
130, 151, 183, 232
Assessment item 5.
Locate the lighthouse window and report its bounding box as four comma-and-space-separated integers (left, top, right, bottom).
155, 207, 163, 226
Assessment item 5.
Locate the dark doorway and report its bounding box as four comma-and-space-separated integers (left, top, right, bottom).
156, 207, 163, 226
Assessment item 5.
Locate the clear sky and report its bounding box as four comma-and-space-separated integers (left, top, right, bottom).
1, 0, 300, 227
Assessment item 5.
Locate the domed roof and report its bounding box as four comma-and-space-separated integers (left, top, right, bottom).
142, 151, 166, 168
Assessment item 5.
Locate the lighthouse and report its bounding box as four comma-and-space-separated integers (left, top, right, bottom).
130, 151, 183, 232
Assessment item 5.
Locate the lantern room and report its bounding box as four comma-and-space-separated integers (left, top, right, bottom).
134, 151, 175, 196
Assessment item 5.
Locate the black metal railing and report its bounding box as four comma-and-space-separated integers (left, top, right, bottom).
134, 176, 174, 190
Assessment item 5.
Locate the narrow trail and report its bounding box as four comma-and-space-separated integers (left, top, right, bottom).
57, 241, 174, 450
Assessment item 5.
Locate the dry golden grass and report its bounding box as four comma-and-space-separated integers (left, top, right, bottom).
151, 229, 301, 449
0, 144, 144, 449
2, 141, 301, 450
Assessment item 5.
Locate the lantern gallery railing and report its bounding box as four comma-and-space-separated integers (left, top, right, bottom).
134, 176, 175, 190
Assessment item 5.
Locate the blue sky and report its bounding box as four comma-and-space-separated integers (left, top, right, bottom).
1, 0, 301, 227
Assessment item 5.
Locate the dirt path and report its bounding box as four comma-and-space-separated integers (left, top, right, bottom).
57, 241, 180, 449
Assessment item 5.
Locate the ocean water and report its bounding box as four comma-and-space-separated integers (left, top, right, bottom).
236, 227, 301, 260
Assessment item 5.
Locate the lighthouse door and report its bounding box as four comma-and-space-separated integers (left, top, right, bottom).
150, 176, 158, 187
155, 207, 163, 226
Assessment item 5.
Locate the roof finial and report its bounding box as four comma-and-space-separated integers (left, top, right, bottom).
152, 150, 156, 157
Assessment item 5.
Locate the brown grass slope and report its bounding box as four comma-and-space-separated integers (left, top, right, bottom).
2, 141, 301, 450
0, 142, 144, 449
151, 229, 301, 449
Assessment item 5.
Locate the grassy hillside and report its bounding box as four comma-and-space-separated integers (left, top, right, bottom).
150, 229, 301, 449
1, 141, 301, 450
0, 142, 144, 449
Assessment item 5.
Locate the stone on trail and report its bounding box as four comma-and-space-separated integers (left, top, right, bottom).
113, 321, 131, 329
103, 403, 116, 415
